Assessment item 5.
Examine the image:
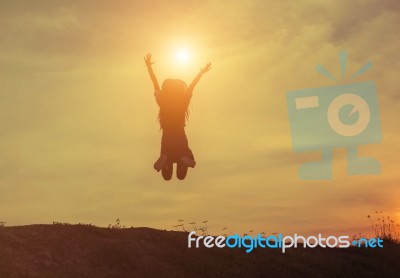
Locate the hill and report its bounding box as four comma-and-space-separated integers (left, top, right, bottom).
0, 224, 399, 277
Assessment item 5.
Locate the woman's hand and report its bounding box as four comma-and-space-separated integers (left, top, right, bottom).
144, 53, 154, 67
200, 62, 212, 73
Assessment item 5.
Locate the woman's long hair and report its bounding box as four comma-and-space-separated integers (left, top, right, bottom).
158, 79, 190, 129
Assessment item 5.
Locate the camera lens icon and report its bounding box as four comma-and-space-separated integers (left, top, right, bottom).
327, 93, 370, 137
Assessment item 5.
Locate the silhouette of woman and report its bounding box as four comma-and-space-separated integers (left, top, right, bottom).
144, 53, 211, 180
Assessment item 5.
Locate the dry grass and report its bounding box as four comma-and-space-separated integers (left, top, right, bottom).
0, 224, 399, 278
368, 211, 400, 244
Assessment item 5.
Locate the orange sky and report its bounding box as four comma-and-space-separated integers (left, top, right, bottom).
0, 0, 399, 236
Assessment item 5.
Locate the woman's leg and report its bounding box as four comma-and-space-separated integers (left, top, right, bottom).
176, 162, 188, 180
161, 160, 173, 180
177, 147, 194, 180
177, 131, 196, 168
153, 132, 169, 172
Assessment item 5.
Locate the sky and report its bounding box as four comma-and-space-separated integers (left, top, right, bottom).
0, 0, 399, 236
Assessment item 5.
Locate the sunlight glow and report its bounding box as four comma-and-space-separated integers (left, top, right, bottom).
174, 48, 191, 64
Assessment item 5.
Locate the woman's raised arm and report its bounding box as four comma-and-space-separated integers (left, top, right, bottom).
144, 53, 160, 92
187, 63, 212, 96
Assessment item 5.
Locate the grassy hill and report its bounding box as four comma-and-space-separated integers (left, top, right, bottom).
0, 224, 399, 277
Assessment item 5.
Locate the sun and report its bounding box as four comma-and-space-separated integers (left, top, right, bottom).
174, 48, 191, 64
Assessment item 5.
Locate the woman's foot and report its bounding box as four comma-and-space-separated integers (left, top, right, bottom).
180, 156, 196, 168
154, 155, 167, 172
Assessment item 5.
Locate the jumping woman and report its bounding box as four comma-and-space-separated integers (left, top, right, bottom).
144, 53, 211, 180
